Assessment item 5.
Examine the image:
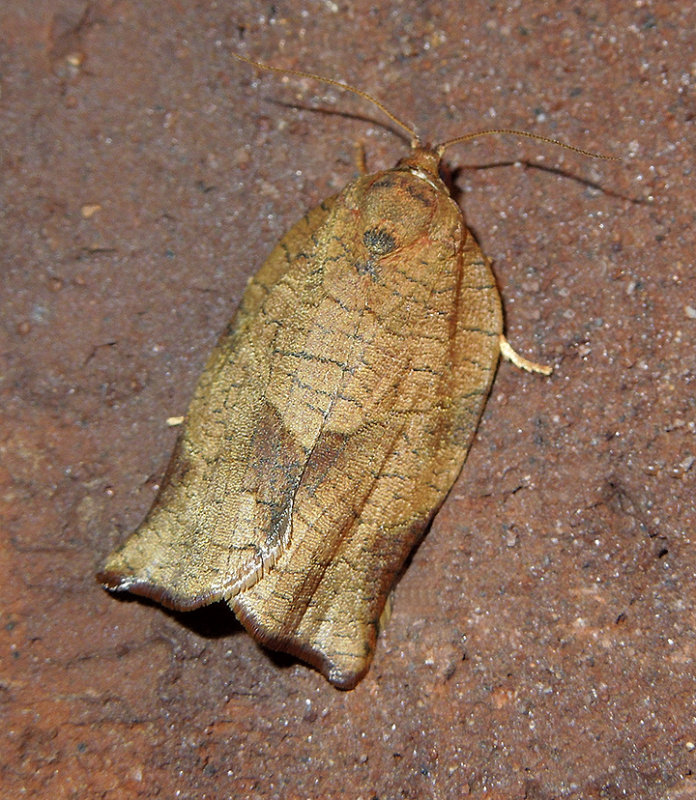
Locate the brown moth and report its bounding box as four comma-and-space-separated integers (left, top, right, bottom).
98, 54, 607, 689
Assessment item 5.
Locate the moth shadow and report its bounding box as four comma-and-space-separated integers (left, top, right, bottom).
443, 159, 626, 247
170, 602, 308, 674
106, 590, 243, 639
167, 601, 243, 639
264, 97, 412, 149
111, 591, 306, 673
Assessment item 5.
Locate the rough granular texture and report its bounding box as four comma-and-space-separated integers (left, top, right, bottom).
2, 2, 694, 798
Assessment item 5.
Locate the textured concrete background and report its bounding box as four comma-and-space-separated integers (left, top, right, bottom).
2, 1, 694, 798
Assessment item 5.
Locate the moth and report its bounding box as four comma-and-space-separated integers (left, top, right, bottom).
98, 54, 608, 689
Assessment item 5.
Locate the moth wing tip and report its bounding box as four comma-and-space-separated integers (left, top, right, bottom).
234, 601, 374, 689
96, 566, 131, 591
96, 566, 216, 611
326, 663, 368, 691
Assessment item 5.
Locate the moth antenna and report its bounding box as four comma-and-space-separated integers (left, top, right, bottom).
231, 52, 420, 147
437, 129, 618, 160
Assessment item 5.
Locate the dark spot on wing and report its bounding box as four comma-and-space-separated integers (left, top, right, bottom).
363, 228, 397, 256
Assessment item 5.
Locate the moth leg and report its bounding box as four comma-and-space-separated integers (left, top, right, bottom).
499, 334, 553, 376
378, 591, 394, 633
354, 141, 368, 175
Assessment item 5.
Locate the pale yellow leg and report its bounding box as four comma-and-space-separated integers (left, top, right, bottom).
499, 334, 553, 376
354, 141, 368, 175
378, 592, 394, 633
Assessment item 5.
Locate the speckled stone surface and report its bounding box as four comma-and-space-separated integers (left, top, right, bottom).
2, 2, 694, 798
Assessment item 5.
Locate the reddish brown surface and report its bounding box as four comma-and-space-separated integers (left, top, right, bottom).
2, 2, 694, 798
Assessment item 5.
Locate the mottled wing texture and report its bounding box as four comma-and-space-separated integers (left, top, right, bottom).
98, 198, 338, 607
99, 150, 503, 688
